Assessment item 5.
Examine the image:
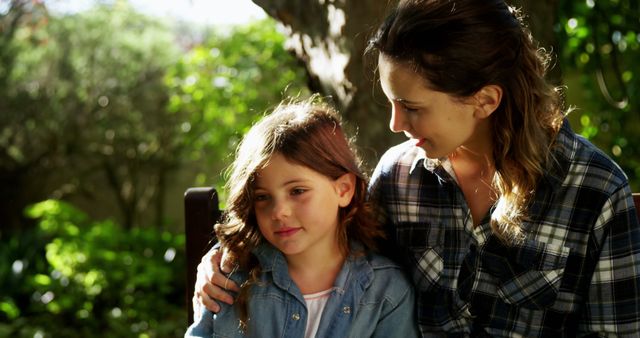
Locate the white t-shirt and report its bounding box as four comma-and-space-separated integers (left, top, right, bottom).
303, 288, 333, 338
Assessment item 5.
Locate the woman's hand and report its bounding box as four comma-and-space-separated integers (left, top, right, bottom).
192, 247, 239, 317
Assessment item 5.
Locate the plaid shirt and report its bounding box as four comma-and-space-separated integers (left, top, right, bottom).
369, 120, 640, 337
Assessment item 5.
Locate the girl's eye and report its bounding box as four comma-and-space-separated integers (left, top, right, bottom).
254, 194, 269, 202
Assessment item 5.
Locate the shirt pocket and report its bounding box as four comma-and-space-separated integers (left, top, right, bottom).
412, 246, 444, 291
480, 239, 571, 310
397, 223, 446, 291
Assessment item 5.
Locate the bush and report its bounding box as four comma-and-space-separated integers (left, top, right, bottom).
0, 200, 187, 337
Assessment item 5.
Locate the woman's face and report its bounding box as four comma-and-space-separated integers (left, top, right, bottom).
378, 54, 482, 159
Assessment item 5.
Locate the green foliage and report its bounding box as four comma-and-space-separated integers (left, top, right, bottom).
557, 0, 640, 190
0, 200, 186, 337
1, 2, 310, 229
0, 1, 186, 229
165, 19, 309, 191
1, 6, 309, 335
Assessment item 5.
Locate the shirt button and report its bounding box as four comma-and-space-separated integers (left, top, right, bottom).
343, 306, 351, 314
292, 313, 300, 321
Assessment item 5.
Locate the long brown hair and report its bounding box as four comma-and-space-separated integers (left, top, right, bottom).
215, 96, 384, 326
367, 0, 565, 244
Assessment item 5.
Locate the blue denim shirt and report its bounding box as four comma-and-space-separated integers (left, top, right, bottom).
186, 242, 419, 338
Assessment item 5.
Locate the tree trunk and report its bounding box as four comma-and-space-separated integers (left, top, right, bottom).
252, 0, 560, 167
510, 0, 562, 84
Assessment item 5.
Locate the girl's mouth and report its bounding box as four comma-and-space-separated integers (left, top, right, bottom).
274, 227, 301, 237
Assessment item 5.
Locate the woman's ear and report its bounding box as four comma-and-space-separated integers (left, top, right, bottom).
472, 85, 503, 118
335, 173, 356, 207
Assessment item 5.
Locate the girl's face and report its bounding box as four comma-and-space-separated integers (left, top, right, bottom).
253, 153, 353, 260
378, 54, 481, 159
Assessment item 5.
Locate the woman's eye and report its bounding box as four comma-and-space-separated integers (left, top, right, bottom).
403, 105, 419, 113
291, 188, 307, 196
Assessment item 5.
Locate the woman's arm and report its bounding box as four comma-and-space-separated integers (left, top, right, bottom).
580, 185, 640, 336
193, 246, 239, 315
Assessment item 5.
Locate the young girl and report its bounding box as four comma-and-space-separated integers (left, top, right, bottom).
186, 98, 419, 337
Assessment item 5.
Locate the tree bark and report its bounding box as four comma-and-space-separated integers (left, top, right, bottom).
510, 0, 562, 84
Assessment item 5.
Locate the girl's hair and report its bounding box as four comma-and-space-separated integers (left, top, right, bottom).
367, 0, 565, 244
215, 95, 384, 326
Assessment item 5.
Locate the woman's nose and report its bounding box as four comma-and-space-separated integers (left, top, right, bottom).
389, 103, 406, 133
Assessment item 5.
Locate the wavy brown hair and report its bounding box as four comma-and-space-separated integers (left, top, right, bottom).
214, 96, 385, 327
367, 0, 565, 244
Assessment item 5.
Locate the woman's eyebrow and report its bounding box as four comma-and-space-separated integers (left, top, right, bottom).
394, 98, 420, 105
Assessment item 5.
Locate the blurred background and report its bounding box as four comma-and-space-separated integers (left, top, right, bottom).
1, 0, 638, 337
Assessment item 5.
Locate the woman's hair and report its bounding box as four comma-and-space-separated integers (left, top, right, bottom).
367, 0, 565, 244
215, 95, 384, 326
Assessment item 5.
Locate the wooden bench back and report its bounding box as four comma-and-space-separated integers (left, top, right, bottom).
635, 193, 640, 223
184, 187, 220, 324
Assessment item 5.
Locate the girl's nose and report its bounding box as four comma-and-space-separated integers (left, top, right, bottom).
389, 102, 407, 133
271, 199, 291, 220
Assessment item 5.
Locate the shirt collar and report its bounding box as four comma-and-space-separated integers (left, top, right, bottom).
252, 241, 373, 292
407, 143, 456, 183
252, 242, 284, 273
